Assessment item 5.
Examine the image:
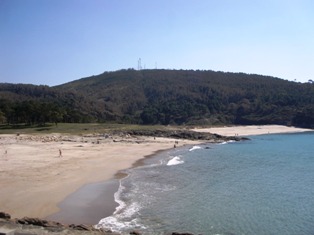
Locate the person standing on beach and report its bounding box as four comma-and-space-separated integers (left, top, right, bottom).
59, 149, 62, 157
3, 150, 7, 159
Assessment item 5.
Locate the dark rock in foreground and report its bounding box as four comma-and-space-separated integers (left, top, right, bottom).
0, 212, 11, 220
0, 212, 115, 235
0, 212, 197, 235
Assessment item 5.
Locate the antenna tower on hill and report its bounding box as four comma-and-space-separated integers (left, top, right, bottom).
138, 58, 142, 70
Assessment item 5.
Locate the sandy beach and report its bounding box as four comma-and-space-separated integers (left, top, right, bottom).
0, 125, 312, 226
0, 133, 199, 223
193, 125, 313, 137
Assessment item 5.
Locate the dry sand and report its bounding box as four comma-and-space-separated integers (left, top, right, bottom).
193, 125, 313, 137
0, 133, 199, 220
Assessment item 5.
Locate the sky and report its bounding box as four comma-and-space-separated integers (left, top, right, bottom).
1, 0, 314, 86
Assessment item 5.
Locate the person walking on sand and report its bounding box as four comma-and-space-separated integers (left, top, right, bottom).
59, 149, 62, 157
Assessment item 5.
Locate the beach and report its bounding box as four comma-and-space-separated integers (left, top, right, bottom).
193, 125, 313, 137
0, 132, 199, 224
0, 125, 312, 226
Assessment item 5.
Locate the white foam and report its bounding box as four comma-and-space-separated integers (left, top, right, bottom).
113, 177, 127, 215
96, 199, 144, 232
167, 156, 184, 166
96, 214, 146, 233
96, 174, 147, 232
189, 145, 202, 151
219, 140, 236, 145
96, 216, 122, 232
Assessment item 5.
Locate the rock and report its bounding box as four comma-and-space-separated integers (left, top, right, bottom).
69, 224, 93, 231
130, 231, 142, 235
17, 217, 48, 227
0, 212, 11, 220
0, 212, 108, 234
0, 228, 15, 235
121, 129, 249, 142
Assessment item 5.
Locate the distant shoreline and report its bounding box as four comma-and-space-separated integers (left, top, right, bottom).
193, 125, 313, 137
0, 125, 312, 228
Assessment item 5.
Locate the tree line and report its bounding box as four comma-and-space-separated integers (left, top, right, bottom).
0, 84, 94, 125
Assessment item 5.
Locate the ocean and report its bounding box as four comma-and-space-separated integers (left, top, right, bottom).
97, 132, 314, 235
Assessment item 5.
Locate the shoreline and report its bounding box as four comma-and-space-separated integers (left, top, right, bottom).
193, 125, 313, 137
46, 179, 120, 225
46, 148, 171, 225
45, 125, 313, 227
0, 132, 201, 225
1, 125, 312, 228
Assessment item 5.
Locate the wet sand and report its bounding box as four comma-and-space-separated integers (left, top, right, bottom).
46, 179, 119, 225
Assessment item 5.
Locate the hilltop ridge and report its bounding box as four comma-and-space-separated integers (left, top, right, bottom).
1, 69, 314, 128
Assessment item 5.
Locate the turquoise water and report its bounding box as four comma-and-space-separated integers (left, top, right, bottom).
97, 132, 314, 235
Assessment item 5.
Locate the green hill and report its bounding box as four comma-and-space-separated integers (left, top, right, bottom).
1, 69, 314, 128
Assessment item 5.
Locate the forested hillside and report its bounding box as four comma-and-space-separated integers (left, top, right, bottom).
0, 84, 96, 124
1, 69, 314, 128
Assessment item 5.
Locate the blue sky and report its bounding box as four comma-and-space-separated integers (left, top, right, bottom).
1, 0, 313, 86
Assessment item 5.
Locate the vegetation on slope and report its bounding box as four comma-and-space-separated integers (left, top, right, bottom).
1, 69, 314, 128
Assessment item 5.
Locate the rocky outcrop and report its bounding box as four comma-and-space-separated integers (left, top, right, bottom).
0, 212, 11, 220
0, 212, 197, 235
122, 129, 249, 142
0, 212, 115, 235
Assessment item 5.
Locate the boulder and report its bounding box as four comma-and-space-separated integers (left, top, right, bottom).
0, 212, 11, 220
130, 231, 142, 235
69, 224, 94, 231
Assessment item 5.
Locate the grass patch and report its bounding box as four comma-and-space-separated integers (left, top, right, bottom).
0, 123, 175, 135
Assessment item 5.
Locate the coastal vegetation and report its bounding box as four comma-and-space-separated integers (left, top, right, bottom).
0, 123, 174, 135
1, 69, 314, 128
